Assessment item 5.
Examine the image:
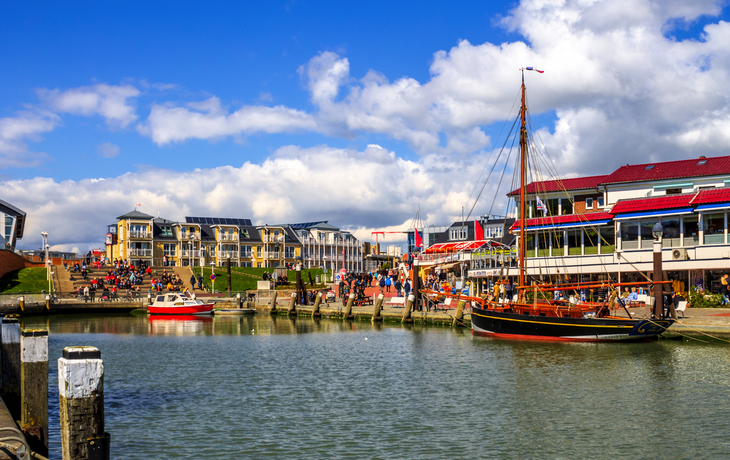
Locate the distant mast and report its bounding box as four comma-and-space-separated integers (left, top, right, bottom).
519, 69, 527, 289
518, 66, 543, 289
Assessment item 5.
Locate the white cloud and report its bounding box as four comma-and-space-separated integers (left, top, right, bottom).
0, 110, 58, 168
139, 96, 319, 145
4, 145, 506, 251
97, 142, 120, 158
37, 83, 140, 128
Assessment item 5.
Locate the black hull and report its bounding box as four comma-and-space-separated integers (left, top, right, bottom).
471, 306, 673, 342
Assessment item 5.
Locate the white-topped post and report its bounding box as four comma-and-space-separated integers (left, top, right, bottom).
21, 329, 48, 457
58, 346, 108, 460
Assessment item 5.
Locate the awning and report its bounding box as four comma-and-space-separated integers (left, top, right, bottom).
511, 212, 613, 231
696, 203, 730, 211
613, 207, 694, 220
424, 240, 497, 254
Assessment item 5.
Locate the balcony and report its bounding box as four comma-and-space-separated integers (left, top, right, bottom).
163, 250, 177, 257
129, 230, 150, 239
265, 252, 280, 259
180, 249, 201, 257
129, 248, 152, 257
240, 252, 253, 259
263, 235, 285, 243
180, 233, 201, 240
219, 251, 238, 259
220, 234, 238, 242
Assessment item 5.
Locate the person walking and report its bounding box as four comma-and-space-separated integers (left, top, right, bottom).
721, 274, 729, 305
190, 274, 196, 290
404, 279, 411, 298
385, 275, 392, 293
379, 275, 385, 293
395, 279, 403, 297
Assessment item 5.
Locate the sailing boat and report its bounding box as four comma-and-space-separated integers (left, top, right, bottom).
468, 68, 674, 342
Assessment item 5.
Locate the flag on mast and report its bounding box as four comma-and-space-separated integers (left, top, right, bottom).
536, 196, 548, 216
414, 228, 423, 247
474, 219, 483, 240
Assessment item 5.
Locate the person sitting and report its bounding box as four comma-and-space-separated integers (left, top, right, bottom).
628, 288, 639, 301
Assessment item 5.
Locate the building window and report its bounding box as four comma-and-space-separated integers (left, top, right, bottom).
450, 227, 468, 240
241, 245, 252, 258
567, 230, 582, 255
665, 188, 682, 195
546, 198, 559, 216
684, 216, 699, 246
560, 198, 572, 215
161, 226, 172, 237
703, 213, 725, 244
285, 246, 295, 258
597, 197, 604, 207
256, 246, 262, 258
586, 198, 593, 209
599, 226, 615, 253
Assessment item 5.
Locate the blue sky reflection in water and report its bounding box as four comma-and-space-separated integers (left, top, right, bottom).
26, 313, 730, 459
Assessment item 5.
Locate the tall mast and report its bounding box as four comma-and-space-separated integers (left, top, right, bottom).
519, 70, 527, 288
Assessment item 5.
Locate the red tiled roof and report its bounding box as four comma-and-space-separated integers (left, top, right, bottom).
507, 175, 608, 196
610, 194, 696, 214
510, 212, 614, 231
601, 155, 730, 185
691, 187, 730, 205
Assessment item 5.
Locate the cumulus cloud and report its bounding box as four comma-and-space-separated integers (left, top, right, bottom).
97, 142, 120, 158
139, 96, 319, 145
37, 83, 140, 128
4, 145, 506, 251
0, 110, 58, 168
136, 0, 730, 172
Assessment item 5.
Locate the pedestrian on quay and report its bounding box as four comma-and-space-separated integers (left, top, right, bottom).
385, 275, 392, 293
395, 279, 402, 297
721, 274, 729, 305
190, 274, 196, 290
404, 279, 411, 298
83, 285, 90, 303
89, 285, 96, 303
197, 274, 203, 290
379, 275, 385, 293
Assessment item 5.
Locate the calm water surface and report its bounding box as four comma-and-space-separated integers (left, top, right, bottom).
21, 313, 730, 459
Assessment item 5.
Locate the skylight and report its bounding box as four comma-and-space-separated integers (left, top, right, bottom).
645, 165, 655, 170
698, 159, 707, 165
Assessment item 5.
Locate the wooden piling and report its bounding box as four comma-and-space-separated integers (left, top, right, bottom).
343, 293, 355, 319
269, 291, 278, 314
58, 346, 108, 460
402, 293, 415, 323
236, 293, 242, 309
288, 295, 297, 315
19, 296, 24, 312
372, 294, 384, 322
45, 295, 51, 311
452, 300, 466, 327
312, 292, 322, 317
1, 316, 21, 420
21, 329, 48, 457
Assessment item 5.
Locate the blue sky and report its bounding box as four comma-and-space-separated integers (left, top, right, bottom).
2, 0, 730, 251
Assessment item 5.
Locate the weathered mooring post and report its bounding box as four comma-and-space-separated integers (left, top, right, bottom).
1, 316, 21, 419
452, 300, 466, 327
45, 294, 51, 312
21, 329, 48, 457
269, 291, 278, 314
59, 346, 109, 460
372, 294, 384, 322
343, 293, 355, 319
411, 258, 421, 311
402, 293, 415, 323
18, 296, 24, 312
236, 292, 242, 309
312, 292, 322, 317
288, 294, 297, 316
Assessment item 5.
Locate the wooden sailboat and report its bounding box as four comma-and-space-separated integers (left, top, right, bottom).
467, 68, 674, 342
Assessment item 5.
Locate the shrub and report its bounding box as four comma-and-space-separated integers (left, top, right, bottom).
688, 286, 724, 308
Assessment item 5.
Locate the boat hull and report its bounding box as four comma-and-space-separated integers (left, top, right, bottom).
471, 306, 673, 342
214, 308, 255, 315
148, 304, 214, 315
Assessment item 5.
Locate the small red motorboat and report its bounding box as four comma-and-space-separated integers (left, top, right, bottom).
147, 291, 214, 315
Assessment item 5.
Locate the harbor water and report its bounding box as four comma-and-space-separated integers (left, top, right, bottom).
22, 313, 730, 459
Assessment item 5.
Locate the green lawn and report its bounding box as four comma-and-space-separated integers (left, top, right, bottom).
0, 268, 52, 293
194, 267, 325, 293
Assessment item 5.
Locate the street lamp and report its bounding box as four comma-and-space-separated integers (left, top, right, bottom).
189, 234, 196, 268
652, 222, 663, 241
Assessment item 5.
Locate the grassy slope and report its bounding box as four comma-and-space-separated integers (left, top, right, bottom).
204, 267, 325, 292
0, 268, 51, 293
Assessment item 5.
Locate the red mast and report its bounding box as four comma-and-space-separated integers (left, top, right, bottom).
519, 70, 527, 289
